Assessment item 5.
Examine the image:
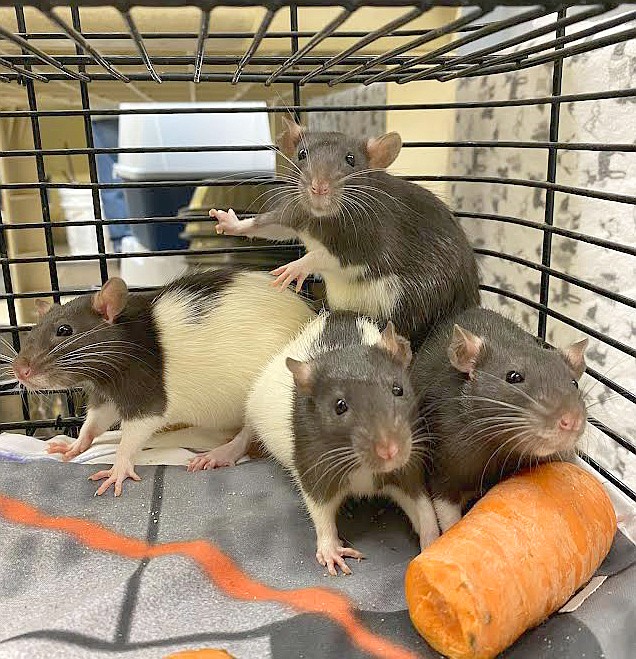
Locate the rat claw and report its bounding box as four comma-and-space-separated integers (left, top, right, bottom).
90, 463, 140, 497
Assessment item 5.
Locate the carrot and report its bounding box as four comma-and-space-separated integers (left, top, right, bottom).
405, 462, 616, 659
165, 649, 234, 659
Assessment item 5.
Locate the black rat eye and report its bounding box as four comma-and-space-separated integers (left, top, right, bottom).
335, 399, 348, 415
506, 370, 524, 384
56, 324, 73, 337
346, 153, 355, 167
392, 383, 403, 397
572, 379, 579, 389
298, 148, 307, 161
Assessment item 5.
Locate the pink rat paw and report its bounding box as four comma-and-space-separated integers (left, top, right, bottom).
316, 541, 364, 576
210, 208, 241, 236
46, 434, 93, 462
270, 258, 310, 293
89, 461, 141, 497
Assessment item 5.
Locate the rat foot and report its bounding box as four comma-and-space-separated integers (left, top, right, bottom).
47, 434, 93, 462
270, 254, 312, 292
210, 208, 244, 236
316, 541, 364, 576
89, 461, 141, 497
188, 445, 240, 472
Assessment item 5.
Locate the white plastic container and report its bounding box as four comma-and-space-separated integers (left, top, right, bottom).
58, 188, 108, 256
118, 235, 187, 287
113, 101, 276, 181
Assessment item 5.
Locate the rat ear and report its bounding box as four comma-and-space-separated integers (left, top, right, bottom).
34, 299, 52, 319
286, 357, 314, 395
562, 338, 588, 380
91, 277, 128, 324
448, 324, 483, 378
278, 116, 306, 157
366, 132, 402, 169
380, 320, 412, 368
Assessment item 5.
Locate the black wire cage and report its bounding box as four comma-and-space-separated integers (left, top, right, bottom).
0, 1, 633, 505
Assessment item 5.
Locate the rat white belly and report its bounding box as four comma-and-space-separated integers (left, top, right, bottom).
300, 233, 402, 319
153, 271, 314, 430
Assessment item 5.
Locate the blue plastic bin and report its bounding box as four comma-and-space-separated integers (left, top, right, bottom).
121, 186, 191, 251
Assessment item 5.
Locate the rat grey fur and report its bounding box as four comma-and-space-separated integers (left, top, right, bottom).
411, 307, 589, 532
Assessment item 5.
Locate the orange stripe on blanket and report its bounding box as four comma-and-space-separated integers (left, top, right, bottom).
0, 494, 416, 659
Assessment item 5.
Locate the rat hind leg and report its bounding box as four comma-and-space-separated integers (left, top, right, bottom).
188, 426, 253, 472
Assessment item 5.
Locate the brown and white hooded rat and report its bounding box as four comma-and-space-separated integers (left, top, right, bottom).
210, 118, 479, 348
12, 268, 314, 496
246, 310, 439, 576
410, 306, 589, 532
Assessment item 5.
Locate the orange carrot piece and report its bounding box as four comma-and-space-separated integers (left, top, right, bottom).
406, 462, 616, 659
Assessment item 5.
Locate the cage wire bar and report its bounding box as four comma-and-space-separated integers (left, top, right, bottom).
0, 1, 633, 499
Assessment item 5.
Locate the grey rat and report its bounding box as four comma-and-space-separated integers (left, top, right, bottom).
210, 117, 479, 348
410, 306, 589, 531
12, 268, 314, 495
246, 311, 438, 576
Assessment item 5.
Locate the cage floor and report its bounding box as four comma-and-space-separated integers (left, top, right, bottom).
0, 459, 634, 659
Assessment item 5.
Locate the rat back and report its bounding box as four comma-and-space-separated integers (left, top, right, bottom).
152, 270, 315, 431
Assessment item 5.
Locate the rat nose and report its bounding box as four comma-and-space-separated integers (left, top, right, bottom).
559, 411, 583, 433
12, 359, 32, 381
310, 179, 330, 196
376, 438, 399, 461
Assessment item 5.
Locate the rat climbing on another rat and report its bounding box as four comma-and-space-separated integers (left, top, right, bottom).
410, 306, 589, 532
210, 118, 479, 347
246, 311, 438, 576
12, 268, 314, 496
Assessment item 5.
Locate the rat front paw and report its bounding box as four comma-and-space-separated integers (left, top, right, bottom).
316, 542, 364, 576
89, 461, 141, 497
270, 258, 310, 293
210, 208, 242, 236
47, 435, 93, 462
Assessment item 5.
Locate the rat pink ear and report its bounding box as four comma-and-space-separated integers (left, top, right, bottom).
380, 320, 412, 368
278, 116, 306, 157
366, 132, 402, 169
34, 299, 52, 319
448, 324, 483, 378
286, 357, 314, 395
562, 338, 588, 380
91, 277, 128, 324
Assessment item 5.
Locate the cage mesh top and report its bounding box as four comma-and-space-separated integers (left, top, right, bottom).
0, 1, 634, 503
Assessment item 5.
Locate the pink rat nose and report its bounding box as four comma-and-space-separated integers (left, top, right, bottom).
559, 411, 583, 432
310, 180, 330, 196
13, 360, 32, 381
376, 439, 399, 461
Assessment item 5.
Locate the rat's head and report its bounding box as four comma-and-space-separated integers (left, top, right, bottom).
278, 116, 402, 218
448, 323, 588, 459
287, 322, 415, 474
12, 278, 129, 390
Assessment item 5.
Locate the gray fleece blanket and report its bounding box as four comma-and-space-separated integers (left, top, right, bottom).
0, 459, 634, 659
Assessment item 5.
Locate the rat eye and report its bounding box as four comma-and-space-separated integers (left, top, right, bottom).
335, 399, 348, 415
572, 379, 579, 389
298, 148, 307, 161
345, 153, 355, 167
392, 383, 403, 397
506, 370, 524, 384
56, 324, 73, 337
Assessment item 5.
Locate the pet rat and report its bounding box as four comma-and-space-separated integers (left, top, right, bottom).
246, 310, 439, 576
12, 268, 315, 496
210, 117, 479, 348
410, 306, 589, 531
